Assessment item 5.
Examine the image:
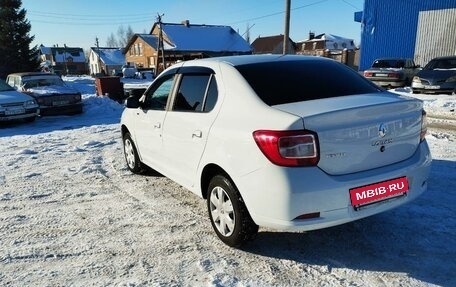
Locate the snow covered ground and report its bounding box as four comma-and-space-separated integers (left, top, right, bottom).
0, 76, 455, 286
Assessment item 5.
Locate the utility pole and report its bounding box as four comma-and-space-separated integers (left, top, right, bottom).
95, 37, 102, 74
283, 0, 291, 54
63, 44, 68, 75
157, 13, 166, 74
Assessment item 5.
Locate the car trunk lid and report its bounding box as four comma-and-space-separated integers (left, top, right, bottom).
272, 93, 423, 175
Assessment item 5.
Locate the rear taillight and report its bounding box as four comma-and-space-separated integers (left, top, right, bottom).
388, 72, 400, 79
420, 110, 428, 141
364, 71, 373, 77
253, 130, 320, 167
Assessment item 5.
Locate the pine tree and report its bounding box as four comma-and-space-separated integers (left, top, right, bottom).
0, 0, 39, 79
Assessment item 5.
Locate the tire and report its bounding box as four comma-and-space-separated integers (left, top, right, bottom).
123, 132, 144, 174
207, 175, 258, 247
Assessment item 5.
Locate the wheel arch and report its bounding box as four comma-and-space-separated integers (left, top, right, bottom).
200, 163, 235, 199
121, 124, 130, 138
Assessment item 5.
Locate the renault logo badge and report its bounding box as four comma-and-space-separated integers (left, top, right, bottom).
378, 123, 387, 138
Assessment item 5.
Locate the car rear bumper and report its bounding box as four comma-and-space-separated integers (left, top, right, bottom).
40, 103, 83, 115
237, 141, 432, 231
368, 79, 407, 88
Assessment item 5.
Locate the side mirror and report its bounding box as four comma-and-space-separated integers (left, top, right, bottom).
125, 96, 140, 109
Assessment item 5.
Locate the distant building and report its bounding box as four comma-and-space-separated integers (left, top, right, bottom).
295, 32, 359, 70
125, 20, 252, 73
89, 47, 125, 76
355, 0, 456, 70
251, 35, 295, 54
296, 33, 356, 54
39, 45, 87, 75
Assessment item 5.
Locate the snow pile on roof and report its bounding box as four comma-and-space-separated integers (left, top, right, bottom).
54, 50, 86, 63
161, 23, 252, 52
306, 33, 356, 50
137, 34, 176, 51
96, 48, 125, 65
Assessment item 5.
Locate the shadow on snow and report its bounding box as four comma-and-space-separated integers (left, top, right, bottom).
242, 159, 455, 287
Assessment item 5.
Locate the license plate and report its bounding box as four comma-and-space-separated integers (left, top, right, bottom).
53, 100, 69, 106
424, 85, 440, 90
350, 177, 408, 208
5, 108, 25, 115
375, 73, 388, 77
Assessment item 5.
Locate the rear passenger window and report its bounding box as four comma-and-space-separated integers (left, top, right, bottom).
173, 74, 218, 112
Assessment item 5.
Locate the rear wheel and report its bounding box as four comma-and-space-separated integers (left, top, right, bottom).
207, 175, 258, 247
123, 132, 143, 174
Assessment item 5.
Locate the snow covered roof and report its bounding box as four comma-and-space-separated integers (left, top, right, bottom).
40, 46, 86, 63
152, 22, 252, 53
300, 33, 356, 50
136, 34, 176, 51
91, 48, 125, 65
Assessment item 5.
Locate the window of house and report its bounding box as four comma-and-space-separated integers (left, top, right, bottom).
139, 43, 143, 56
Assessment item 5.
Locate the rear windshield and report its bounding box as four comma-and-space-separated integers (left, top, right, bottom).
235, 59, 379, 106
372, 59, 405, 68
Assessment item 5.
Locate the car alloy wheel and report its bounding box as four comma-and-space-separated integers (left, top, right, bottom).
207, 175, 258, 247
123, 132, 143, 174
209, 185, 235, 237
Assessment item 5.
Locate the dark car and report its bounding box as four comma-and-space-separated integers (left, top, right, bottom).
6, 72, 83, 115
412, 56, 456, 94
363, 58, 419, 88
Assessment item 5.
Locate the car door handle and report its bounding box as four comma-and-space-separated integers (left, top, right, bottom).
154, 122, 161, 129
192, 130, 202, 138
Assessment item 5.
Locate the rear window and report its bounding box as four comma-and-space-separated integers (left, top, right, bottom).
235, 59, 379, 106
372, 59, 405, 68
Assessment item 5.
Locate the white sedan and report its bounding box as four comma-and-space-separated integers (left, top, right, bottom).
121, 55, 432, 247
0, 80, 39, 122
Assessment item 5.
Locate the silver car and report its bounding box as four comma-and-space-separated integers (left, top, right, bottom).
363, 58, 419, 88
0, 80, 39, 122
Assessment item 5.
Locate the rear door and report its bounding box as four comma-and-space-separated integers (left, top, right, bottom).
161, 67, 219, 190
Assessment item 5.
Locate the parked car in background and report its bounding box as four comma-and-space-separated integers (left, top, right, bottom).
6, 72, 83, 115
121, 55, 431, 247
0, 80, 39, 122
363, 58, 420, 88
412, 56, 456, 94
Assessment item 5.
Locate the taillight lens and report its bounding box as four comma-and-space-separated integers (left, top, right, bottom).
388, 72, 400, 79
420, 110, 427, 141
253, 130, 320, 167
364, 71, 373, 77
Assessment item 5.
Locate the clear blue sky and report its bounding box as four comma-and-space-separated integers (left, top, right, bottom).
21, 0, 364, 51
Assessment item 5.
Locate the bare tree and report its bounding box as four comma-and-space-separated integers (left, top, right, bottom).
117, 25, 134, 48
106, 32, 118, 47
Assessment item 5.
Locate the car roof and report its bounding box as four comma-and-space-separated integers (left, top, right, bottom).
430, 56, 456, 61
8, 72, 59, 77
189, 54, 334, 67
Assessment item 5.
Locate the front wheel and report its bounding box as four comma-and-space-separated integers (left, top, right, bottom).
207, 175, 258, 247
123, 132, 143, 174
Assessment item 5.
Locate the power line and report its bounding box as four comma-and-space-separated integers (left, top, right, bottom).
340, 0, 361, 10
228, 0, 329, 25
